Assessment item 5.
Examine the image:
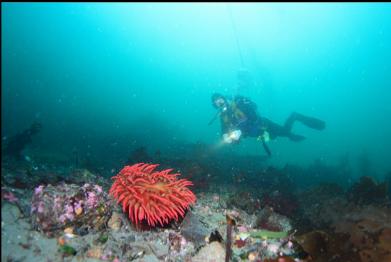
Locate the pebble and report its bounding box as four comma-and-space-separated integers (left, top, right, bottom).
87, 246, 103, 259
64, 227, 74, 234
75, 207, 83, 216
108, 212, 122, 231
192, 242, 225, 262
58, 237, 66, 246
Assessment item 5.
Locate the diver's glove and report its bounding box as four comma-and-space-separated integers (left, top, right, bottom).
257, 130, 272, 157
257, 130, 270, 143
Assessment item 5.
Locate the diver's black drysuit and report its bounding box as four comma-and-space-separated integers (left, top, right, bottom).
258, 112, 325, 141
215, 95, 325, 155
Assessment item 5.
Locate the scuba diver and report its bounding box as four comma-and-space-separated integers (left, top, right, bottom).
2, 122, 42, 160
209, 93, 325, 157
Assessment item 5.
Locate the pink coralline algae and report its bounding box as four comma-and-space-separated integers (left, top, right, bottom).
64, 204, 75, 220
238, 225, 248, 232
34, 185, 44, 195
86, 192, 98, 208
54, 197, 62, 209
37, 202, 45, 213
94, 185, 103, 193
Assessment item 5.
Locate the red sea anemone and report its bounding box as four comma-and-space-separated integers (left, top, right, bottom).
109, 163, 196, 227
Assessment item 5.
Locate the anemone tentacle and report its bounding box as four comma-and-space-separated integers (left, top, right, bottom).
109, 163, 196, 227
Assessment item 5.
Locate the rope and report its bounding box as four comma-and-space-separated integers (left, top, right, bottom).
226, 4, 245, 67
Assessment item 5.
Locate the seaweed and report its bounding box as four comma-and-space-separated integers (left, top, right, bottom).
249, 230, 288, 239
58, 244, 77, 257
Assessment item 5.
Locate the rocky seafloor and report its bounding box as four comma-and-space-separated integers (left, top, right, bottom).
1, 154, 391, 262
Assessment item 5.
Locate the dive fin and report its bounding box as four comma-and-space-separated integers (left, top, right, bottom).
289, 133, 306, 142
294, 113, 326, 130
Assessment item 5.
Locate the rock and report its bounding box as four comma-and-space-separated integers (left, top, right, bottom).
192, 241, 225, 262
150, 242, 169, 259
347, 176, 389, 205
226, 191, 260, 214
255, 207, 292, 232
2, 203, 22, 220
180, 211, 209, 249
295, 230, 329, 258
140, 254, 160, 262
378, 228, 391, 252
30, 183, 113, 236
